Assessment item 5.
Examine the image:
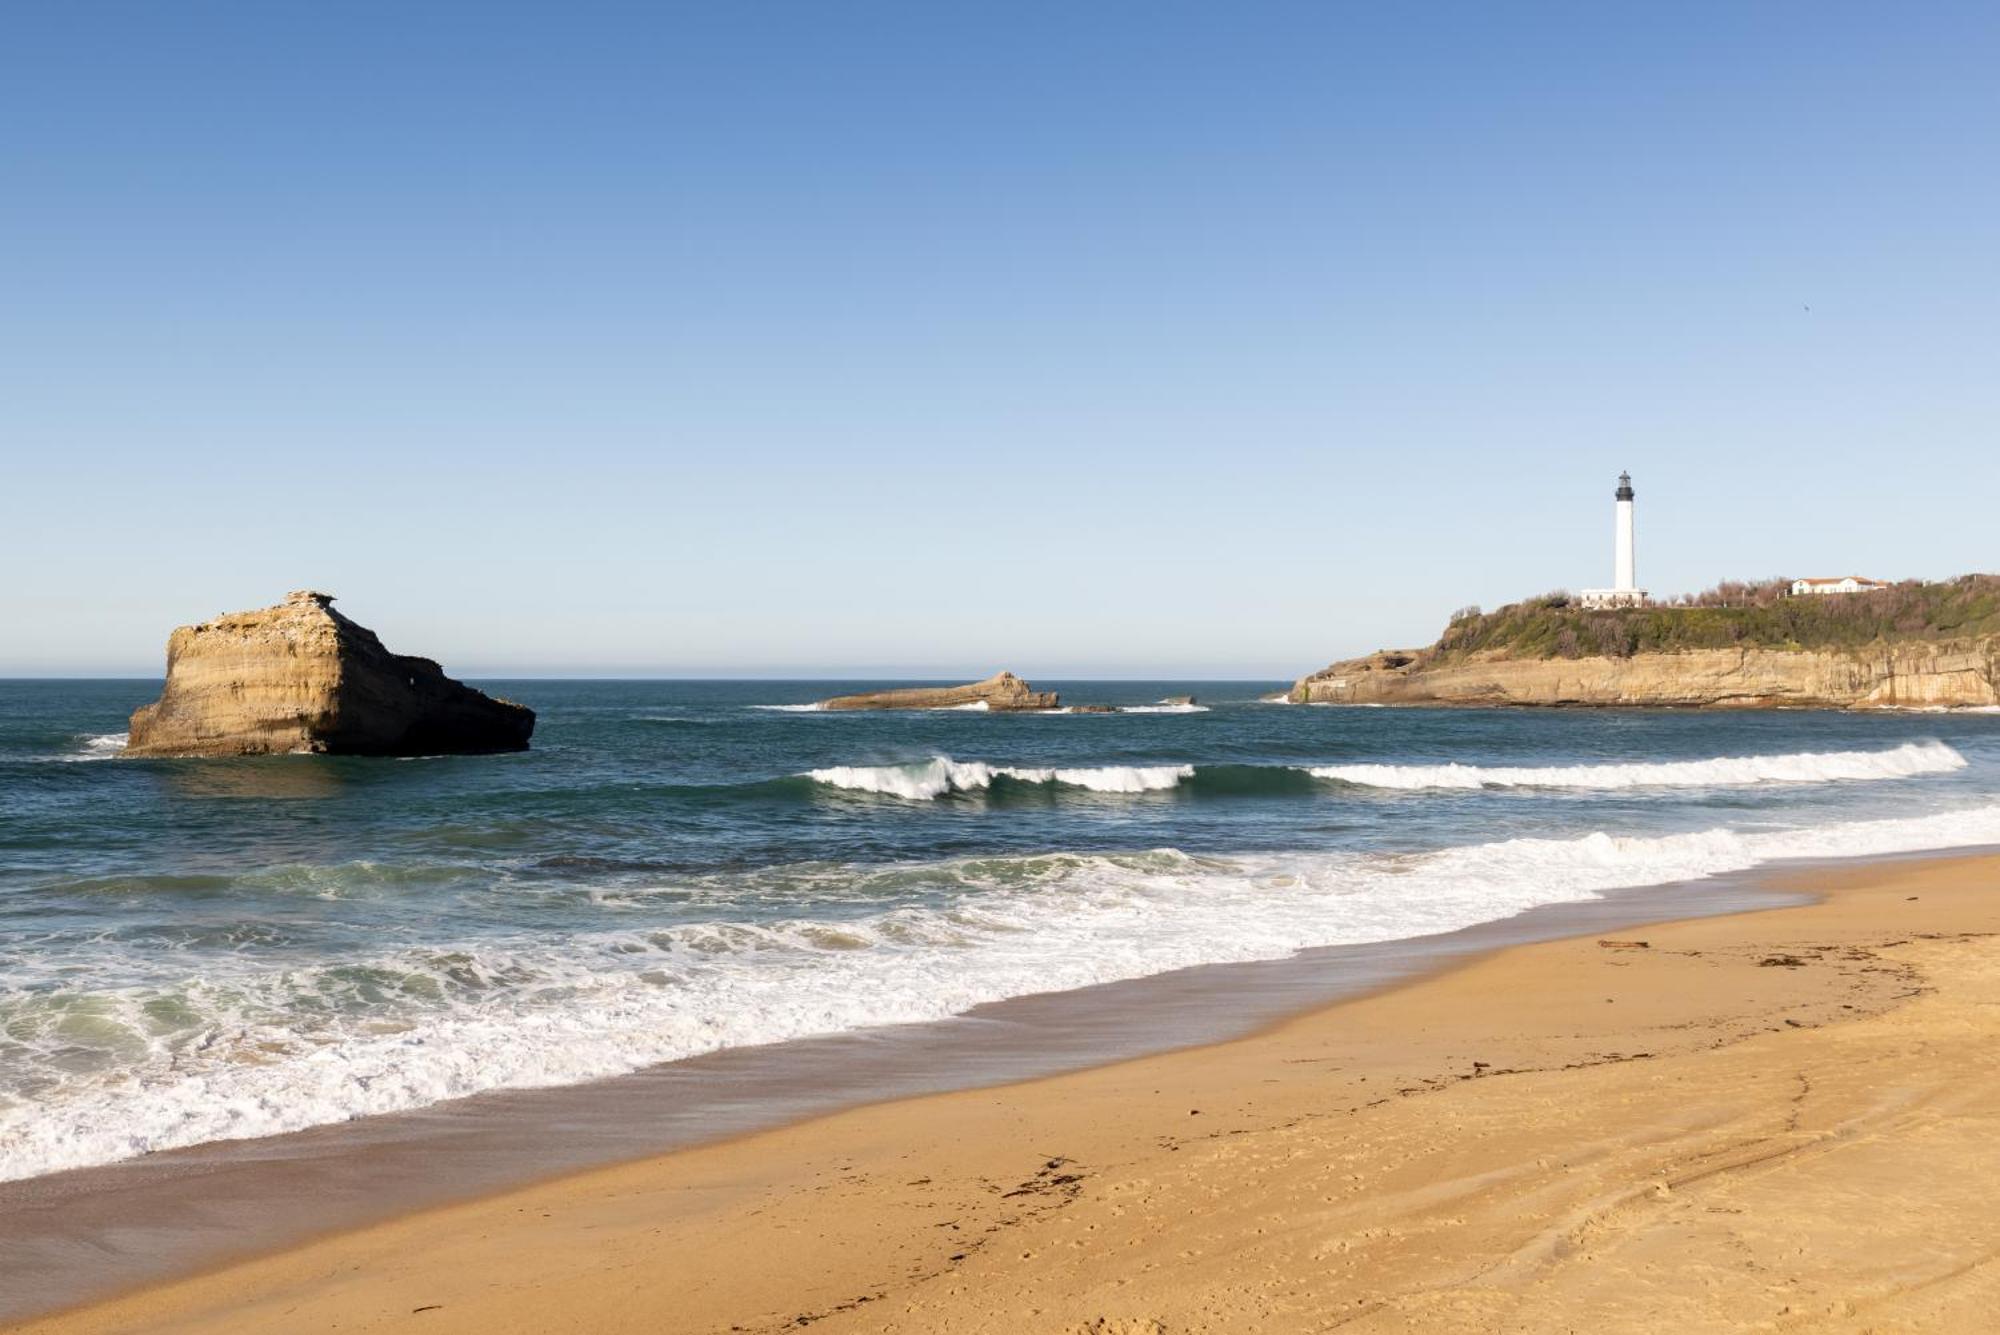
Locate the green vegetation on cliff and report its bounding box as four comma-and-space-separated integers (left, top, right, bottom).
1433, 575, 2000, 661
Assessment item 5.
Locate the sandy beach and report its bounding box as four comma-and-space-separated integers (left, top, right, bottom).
10, 5, 1996, 1331
10, 850, 1996, 1334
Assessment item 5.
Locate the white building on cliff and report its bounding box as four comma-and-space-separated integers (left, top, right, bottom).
1791, 576, 1891, 596
1580, 471, 1650, 610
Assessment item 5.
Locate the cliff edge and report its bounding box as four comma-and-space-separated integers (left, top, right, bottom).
126, 591, 535, 756
1293, 577, 2000, 709
1292, 640, 2000, 709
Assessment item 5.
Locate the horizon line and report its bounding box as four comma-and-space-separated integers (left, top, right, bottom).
0, 672, 1301, 683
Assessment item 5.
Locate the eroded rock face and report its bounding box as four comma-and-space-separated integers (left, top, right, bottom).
818, 672, 1060, 712
1290, 639, 2000, 709
126, 592, 535, 756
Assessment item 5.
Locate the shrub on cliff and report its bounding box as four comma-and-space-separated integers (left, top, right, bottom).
1431, 574, 2000, 660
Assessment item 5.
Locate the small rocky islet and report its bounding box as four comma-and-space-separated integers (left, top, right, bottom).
812, 675, 1194, 713
816, 672, 1060, 712
124, 591, 534, 757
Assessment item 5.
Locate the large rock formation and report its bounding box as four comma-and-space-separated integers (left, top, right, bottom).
818, 672, 1060, 712
1291, 639, 2000, 709
126, 592, 535, 757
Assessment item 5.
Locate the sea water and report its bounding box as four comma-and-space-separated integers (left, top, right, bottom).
2, 678, 1998, 1182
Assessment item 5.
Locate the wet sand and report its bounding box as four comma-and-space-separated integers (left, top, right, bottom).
11, 852, 2000, 1332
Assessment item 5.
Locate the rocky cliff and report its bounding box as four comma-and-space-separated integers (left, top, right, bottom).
1291, 638, 2000, 709
126, 592, 535, 756
819, 672, 1061, 712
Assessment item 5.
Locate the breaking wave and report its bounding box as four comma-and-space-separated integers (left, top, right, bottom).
795, 743, 1964, 802
807, 756, 1194, 799
1308, 740, 1966, 791
9, 801, 2000, 1182
29, 732, 130, 763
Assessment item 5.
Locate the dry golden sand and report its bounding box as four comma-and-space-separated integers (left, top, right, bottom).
15, 854, 2000, 1334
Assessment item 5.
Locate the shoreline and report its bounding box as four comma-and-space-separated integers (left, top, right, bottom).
10, 845, 2000, 1331
0, 858, 1813, 1325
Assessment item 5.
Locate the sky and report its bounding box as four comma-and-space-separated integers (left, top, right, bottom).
2, 2, 1995, 677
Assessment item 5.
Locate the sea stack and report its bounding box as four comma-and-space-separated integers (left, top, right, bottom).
818, 672, 1060, 712
125, 591, 535, 757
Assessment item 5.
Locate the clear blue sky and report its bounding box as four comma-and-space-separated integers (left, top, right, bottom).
3, 3, 1995, 676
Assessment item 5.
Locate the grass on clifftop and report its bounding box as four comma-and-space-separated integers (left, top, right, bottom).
1430, 575, 2000, 661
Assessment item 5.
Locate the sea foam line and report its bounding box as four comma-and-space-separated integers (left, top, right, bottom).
7, 801, 2000, 1183
802, 742, 1966, 801
1307, 740, 1966, 791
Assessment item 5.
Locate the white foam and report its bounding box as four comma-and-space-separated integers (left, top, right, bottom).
1877, 704, 2000, 714
807, 757, 992, 799
1257, 692, 1293, 705
35, 732, 130, 762
1120, 703, 1210, 714
806, 756, 1193, 799
1308, 740, 1966, 791
751, 703, 824, 712
1003, 763, 1194, 792
8, 800, 2000, 1182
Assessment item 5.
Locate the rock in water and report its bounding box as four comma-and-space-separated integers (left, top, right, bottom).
125, 591, 535, 757
818, 672, 1060, 712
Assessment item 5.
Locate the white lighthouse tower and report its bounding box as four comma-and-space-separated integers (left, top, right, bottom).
1614, 470, 1636, 592
1582, 471, 1649, 609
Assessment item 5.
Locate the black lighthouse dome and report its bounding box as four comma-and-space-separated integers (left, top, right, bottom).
1615, 471, 1634, 501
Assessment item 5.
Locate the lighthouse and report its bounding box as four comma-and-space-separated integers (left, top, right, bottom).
1581, 471, 1650, 609
1614, 471, 1636, 593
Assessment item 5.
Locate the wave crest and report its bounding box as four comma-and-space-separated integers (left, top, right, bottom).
12, 801, 2000, 1182
806, 756, 1193, 799
1308, 740, 1966, 791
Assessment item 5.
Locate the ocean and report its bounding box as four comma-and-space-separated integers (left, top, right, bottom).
3, 678, 1999, 1184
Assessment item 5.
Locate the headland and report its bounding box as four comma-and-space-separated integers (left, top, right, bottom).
1295, 575, 2000, 709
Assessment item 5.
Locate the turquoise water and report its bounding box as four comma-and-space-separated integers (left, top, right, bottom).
4, 678, 1999, 1181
